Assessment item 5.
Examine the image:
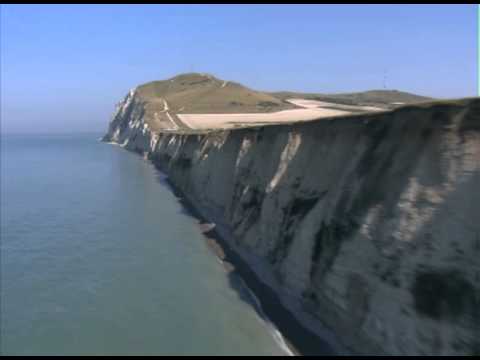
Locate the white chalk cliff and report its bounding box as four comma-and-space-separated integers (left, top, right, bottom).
103, 89, 480, 355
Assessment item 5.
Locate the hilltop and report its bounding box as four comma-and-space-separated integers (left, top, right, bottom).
136, 73, 296, 114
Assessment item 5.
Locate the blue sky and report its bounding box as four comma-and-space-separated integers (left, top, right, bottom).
1, 4, 478, 133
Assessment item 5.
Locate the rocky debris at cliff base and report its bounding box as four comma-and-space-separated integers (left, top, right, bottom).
206, 238, 227, 262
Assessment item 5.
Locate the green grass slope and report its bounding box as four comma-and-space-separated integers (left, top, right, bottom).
271, 89, 433, 109
137, 73, 297, 114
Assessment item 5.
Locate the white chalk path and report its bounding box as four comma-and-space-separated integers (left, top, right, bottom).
163, 98, 169, 111
159, 98, 192, 130
166, 112, 179, 129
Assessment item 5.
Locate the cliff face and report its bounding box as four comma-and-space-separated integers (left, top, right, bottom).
103, 90, 480, 355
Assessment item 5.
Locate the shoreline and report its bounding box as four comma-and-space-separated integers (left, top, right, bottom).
159, 171, 338, 356
201, 226, 297, 356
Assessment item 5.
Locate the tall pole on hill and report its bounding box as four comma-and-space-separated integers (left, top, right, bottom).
383, 68, 388, 90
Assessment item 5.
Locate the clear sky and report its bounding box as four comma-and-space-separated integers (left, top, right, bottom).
1, 4, 478, 133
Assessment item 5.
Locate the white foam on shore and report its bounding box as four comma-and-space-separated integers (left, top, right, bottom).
205, 233, 295, 356
236, 277, 295, 356
103, 141, 121, 147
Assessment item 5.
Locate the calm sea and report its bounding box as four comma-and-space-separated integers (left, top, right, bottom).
0, 133, 288, 355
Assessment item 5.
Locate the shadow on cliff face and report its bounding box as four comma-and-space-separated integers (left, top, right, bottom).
200, 224, 337, 356
404, 171, 480, 355
151, 166, 337, 355
252, 111, 425, 278
154, 171, 202, 219
327, 154, 478, 355
228, 127, 308, 263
